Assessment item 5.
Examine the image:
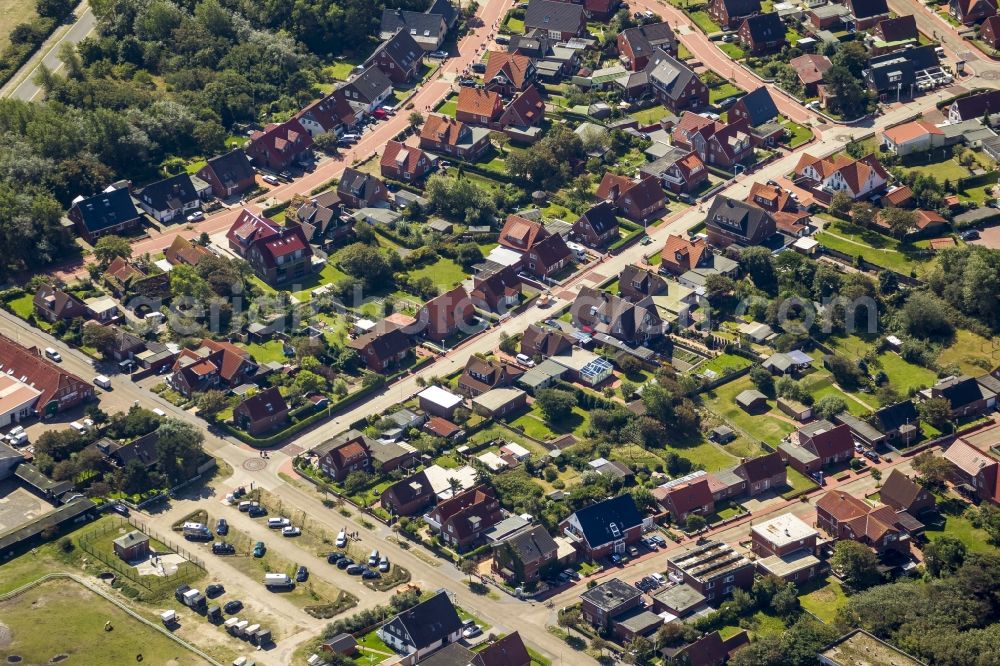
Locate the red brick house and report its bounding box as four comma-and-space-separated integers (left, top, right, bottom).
296, 92, 356, 139
705, 119, 753, 168
367, 28, 424, 83
498, 85, 546, 130
347, 327, 412, 372
666, 540, 755, 601
499, 214, 548, 252
980, 14, 1000, 48
524, 233, 573, 279
653, 477, 715, 523
314, 430, 373, 481
594, 175, 665, 225
709, 0, 762, 30
790, 54, 832, 96
942, 439, 1000, 503
580, 579, 643, 631
0, 334, 93, 417
640, 149, 708, 195
617, 22, 676, 71
816, 490, 907, 554
470, 266, 522, 313
779, 421, 854, 475
492, 525, 558, 584
381, 470, 436, 516
226, 209, 314, 285
196, 149, 256, 199
169, 338, 257, 397
457, 356, 523, 397
483, 51, 535, 98
951, 0, 997, 26
419, 115, 491, 161
246, 119, 313, 172
739, 13, 786, 56
560, 494, 644, 560
68, 187, 143, 244
232, 387, 289, 436
455, 87, 503, 126
520, 324, 574, 358
659, 234, 711, 276
417, 286, 475, 342
337, 168, 391, 209
425, 486, 504, 551
705, 196, 777, 248
671, 112, 717, 158
751, 513, 818, 559
572, 199, 621, 247
879, 469, 936, 515
379, 141, 433, 183
734, 452, 786, 496
33, 285, 87, 323
524, 0, 587, 40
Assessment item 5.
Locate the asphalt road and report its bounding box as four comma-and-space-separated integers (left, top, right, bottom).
1, 3, 97, 101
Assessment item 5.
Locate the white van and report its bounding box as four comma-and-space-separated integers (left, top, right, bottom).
93, 375, 112, 389
336, 530, 347, 548
69, 421, 87, 434
44, 347, 61, 362
263, 573, 292, 588
152, 408, 166, 417
267, 517, 290, 529
368, 549, 379, 567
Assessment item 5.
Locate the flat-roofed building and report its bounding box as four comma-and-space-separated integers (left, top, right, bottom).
666, 539, 754, 603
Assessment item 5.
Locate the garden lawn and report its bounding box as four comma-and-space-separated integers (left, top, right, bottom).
799, 576, 848, 623
407, 256, 468, 291
937, 329, 997, 377
781, 119, 813, 148
784, 466, 819, 496
632, 104, 671, 125
6, 292, 33, 319
662, 437, 739, 473
702, 375, 796, 444
697, 353, 753, 378
925, 510, 994, 553
718, 42, 745, 60
689, 10, 722, 34
0, 580, 212, 665
877, 352, 937, 392
802, 374, 873, 415
816, 218, 936, 276
506, 17, 524, 33
290, 262, 350, 302
710, 83, 743, 105
900, 157, 971, 182
185, 158, 207, 175
438, 99, 458, 117
241, 339, 287, 364
326, 60, 361, 81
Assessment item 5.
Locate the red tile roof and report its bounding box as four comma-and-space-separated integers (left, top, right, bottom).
0, 334, 91, 415
457, 87, 502, 118
662, 234, 707, 272
484, 51, 533, 88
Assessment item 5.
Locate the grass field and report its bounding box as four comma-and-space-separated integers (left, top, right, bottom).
877, 351, 937, 392
241, 339, 288, 364
0, 0, 39, 53
816, 217, 936, 277
663, 436, 739, 473
782, 119, 813, 148
710, 83, 743, 105
632, 104, 671, 125
696, 353, 753, 378
0, 580, 212, 665
799, 575, 847, 623
5, 292, 33, 319
702, 375, 796, 445
438, 98, 458, 117
289, 261, 350, 302
718, 42, 745, 60
925, 508, 995, 553
937, 329, 998, 376
407, 256, 468, 291
508, 404, 590, 441
689, 10, 722, 34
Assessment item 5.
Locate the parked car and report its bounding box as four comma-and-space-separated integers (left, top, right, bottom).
379, 556, 390, 573
206, 583, 225, 597
336, 530, 347, 548
462, 624, 482, 639
864, 449, 880, 463
186, 211, 205, 222
961, 230, 980, 241
223, 600, 243, 614
610, 553, 622, 565
216, 519, 228, 536
346, 564, 365, 575
337, 558, 354, 570
44, 347, 62, 362
262, 174, 279, 185
278, 171, 293, 182
248, 505, 267, 518
515, 353, 535, 367
111, 503, 130, 517
368, 550, 380, 567
327, 552, 344, 564
267, 517, 291, 529
282, 526, 302, 537
458, 78, 476, 87
296, 565, 309, 582
628, 546, 639, 557
472, 62, 487, 73
253, 541, 266, 558
429, 50, 449, 59
362, 569, 381, 580
212, 542, 235, 555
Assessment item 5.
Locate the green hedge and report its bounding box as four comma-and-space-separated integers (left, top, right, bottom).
0, 17, 58, 88
262, 201, 291, 218
608, 225, 646, 252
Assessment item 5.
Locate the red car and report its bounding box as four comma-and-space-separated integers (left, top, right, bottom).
373, 108, 387, 120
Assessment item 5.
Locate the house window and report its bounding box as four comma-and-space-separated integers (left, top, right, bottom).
705, 580, 715, 589
724, 575, 734, 583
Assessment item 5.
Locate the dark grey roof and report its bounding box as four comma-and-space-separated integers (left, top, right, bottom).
871, 400, 918, 433
646, 49, 700, 102
570, 494, 643, 548
136, 173, 198, 213
205, 149, 254, 190
0, 497, 96, 551
72, 187, 141, 233
368, 29, 423, 72
383, 591, 462, 650
742, 12, 785, 44
577, 201, 619, 236
502, 524, 557, 562
849, 0, 890, 20
620, 22, 676, 57
343, 66, 393, 104
706, 195, 775, 243
381, 9, 445, 39
866, 45, 938, 92
427, 0, 458, 27
936, 375, 993, 408
338, 167, 384, 202
653, 582, 706, 615
737, 87, 779, 127
721, 0, 763, 16
417, 643, 476, 666
525, 0, 586, 34
581, 578, 641, 611
951, 90, 1000, 121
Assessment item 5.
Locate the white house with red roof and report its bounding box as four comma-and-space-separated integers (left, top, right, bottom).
794, 153, 889, 201
880, 120, 945, 157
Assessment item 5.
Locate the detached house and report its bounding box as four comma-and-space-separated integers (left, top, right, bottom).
950, 0, 996, 26
618, 22, 677, 71
483, 51, 536, 98
521, 324, 574, 358
417, 286, 475, 343
981, 14, 1000, 49
458, 356, 524, 397
347, 326, 412, 372
779, 421, 854, 475
233, 387, 289, 436
337, 168, 391, 209
639, 147, 709, 195
380, 8, 449, 51
499, 214, 548, 252
246, 119, 313, 172
69, 187, 143, 243
594, 175, 665, 225
929, 375, 997, 418
739, 13, 786, 55
659, 234, 738, 280
571, 286, 664, 346
470, 265, 522, 313
705, 195, 776, 248
619, 264, 667, 303
728, 87, 780, 145
493, 524, 558, 584
380, 141, 433, 183
169, 338, 257, 397
879, 469, 935, 515
646, 50, 709, 112
709, 0, 762, 30
164, 235, 213, 267
654, 476, 715, 523
524, 0, 587, 40
377, 591, 464, 664
33, 285, 86, 323
790, 54, 832, 96
295, 191, 353, 247
425, 486, 504, 551
135, 173, 203, 223
942, 438, 1000, 503
381, 470, 436, 516
572, 199, 621, 247
419, 115, 491, 161
367, 28, 423, 83
560, 494, 644, 559
525, 233, 573, 279
339, 66, 394, 115
498, 85, 546, 132
297, 93, 356, 138
196, 149, 256, 199
794, 153, 888, 201
816, 490, 907, 554
456, 87, 503, 126
314, 430, 373, 481
226, 209, 314, 285
667, 540, 755, 601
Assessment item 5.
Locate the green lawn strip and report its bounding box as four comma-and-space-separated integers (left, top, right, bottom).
937, 329, 997, 376
0, 580, 213, 665
784, 466, 819, 495
5, 292, 34, 319
696, 353, 753, 377
327, 60, 362, 81
631, 104, 671, 125
710, 83, 742, 104
689, 9, 722, 34
899, 158, 971, 182
815, 219, 935, 276
185, 159, 207, 175
925, 510, 994, 553
718, 42, 745, 60
240, 339, 288, 364
438, 99, 458, 117
876, 352, 937, 392
508, 411, 556, 440
799, 575, 848, 623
